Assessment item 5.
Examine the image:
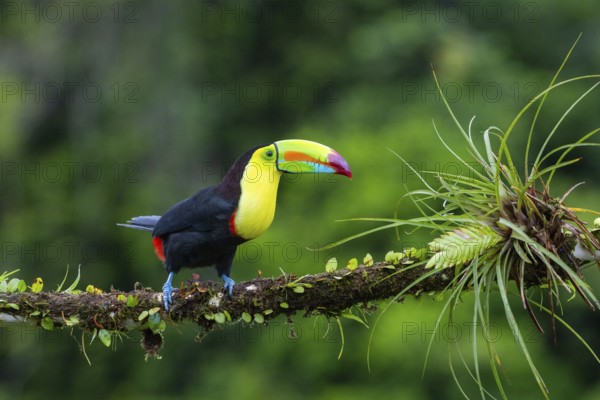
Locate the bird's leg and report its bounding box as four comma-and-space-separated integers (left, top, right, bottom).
162, 271, 176, 311
216, 252, 236, 296
221, 275, 235, 295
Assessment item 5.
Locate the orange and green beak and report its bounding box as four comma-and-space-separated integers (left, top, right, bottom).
274, 139, 352, 178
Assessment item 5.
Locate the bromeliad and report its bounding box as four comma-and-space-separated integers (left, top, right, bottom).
119, 139, 352, 310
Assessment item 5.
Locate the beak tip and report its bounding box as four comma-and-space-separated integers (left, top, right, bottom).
328, 151, 352, 179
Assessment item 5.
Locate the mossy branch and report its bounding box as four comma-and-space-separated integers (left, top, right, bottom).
0, 261, 442, 331
0, 261, 425, 354
0, 254, 566, 358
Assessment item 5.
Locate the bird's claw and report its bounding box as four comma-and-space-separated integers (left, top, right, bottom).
162, 283, 175, 311
222, 275, 235, 296
162, 271, 177, 311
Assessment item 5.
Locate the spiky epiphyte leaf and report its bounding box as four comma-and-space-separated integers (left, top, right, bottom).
426, 225, 502, 269
412, 65, 600, 396
334, 37, 600, 399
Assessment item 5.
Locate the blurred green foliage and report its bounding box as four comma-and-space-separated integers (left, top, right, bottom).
0, 0, 599, 398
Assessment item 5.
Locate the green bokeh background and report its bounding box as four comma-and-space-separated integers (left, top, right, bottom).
1, 0, 599, 398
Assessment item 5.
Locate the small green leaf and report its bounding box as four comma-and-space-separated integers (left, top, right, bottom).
148, 313, 161, 331
56, 265, 70, 292
363, 253, 373, 267
65, 315, 79, 327
126, 295, 139, 308
204, 312, 215, 320
384, 250, 396, 263
17, 279, 26, 293
253, 313, 265, 324
395, 252, 404, 264
148, 307, 161, 315
404, 247, 417, 258
413, 248, 427, 260
98, 329, 112, 347
293, 286, 305, 294
6, 303, 19, 310
7, 278, 21, 293
138, 311, 149, 321
325, 257, 338, 272
214, 312, 226, 323
346, 258, 358, 270
242, 312, 252, 323
341, 312, 369, 328
157, 320, 166, 332
0, 280, 7, 293
31, 277, 43, 293
223, 310, 232, 321
41, 317, 54, 331
30, 310, 41, 317
90, 328, 98, 344
280, 302, 289, 309
263, 309, 273, 315
63, 265, 81, 294
116, 293, 127, 301
0, 269, 19, 281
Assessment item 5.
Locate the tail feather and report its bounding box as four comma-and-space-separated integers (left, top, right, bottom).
118, 215, 161, 232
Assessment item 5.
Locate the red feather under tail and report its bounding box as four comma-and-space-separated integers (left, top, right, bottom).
152, 237, 165, 261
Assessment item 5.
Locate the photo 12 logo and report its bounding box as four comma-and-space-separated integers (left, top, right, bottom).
0, 241, 139, 265
0, 1, 140, 24
400, 81, 540, 104
199, 1, 340, 24
0, 81, 139, 104
0, 162, 140, 184
200, 81, 340, 104
399, 1, 540, 24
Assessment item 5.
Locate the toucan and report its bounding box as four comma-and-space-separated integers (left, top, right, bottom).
119, 139, 352, 310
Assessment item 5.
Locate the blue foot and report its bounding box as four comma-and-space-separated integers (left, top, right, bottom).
162, 272, 176, 311
222, 275, 235, 295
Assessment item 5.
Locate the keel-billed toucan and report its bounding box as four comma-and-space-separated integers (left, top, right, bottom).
119, 139, 352, 310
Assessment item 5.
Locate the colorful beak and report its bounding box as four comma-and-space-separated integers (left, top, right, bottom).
274, 139, 352, 178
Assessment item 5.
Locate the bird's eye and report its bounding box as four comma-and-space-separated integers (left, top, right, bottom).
265, 150, 274, 158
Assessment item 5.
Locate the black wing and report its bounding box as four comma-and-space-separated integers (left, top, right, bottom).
152, 186, 236, 238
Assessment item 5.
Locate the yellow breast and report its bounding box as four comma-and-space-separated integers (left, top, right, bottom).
234, 158, 282, 240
